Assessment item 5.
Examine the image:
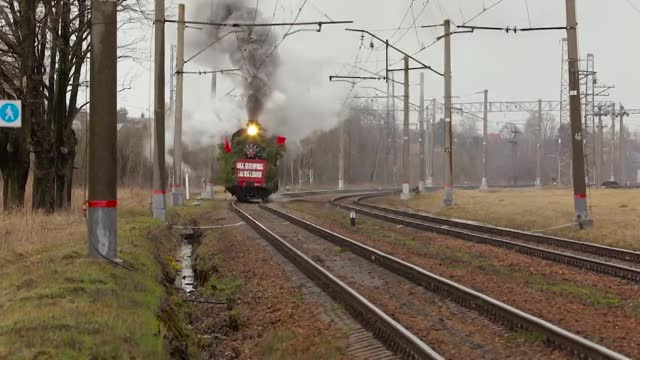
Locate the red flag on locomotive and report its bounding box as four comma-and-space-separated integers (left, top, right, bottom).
224, 136, 232, 153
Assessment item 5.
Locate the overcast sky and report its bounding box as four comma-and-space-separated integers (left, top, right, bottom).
113, 0, 640, 140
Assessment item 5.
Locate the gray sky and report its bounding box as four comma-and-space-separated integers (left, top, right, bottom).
114, 0, 640, 141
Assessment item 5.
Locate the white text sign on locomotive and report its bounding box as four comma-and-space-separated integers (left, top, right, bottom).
235, 159, 267, 186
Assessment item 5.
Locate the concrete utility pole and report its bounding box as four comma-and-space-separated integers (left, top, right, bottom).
565, 0, 591, 225
88, 0, 118, 259
338, 118, 345, 190
442, 19, 453, 206
385, 71, 392, 185
592, 104, 606, 186
172, 4, 185, 206
418, 72, 425, 192
152, 0, 167, 221
609, 102, 616, 181
211, 72, 217, 99
427, 98, 436, 187
401, 56, 411, 200
557, 137, 562, 185
480, 90, 488, 190
618, 103, 626, 184
535, 99, 543, 188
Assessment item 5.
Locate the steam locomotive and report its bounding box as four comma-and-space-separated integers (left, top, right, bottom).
219, 121, 285, 202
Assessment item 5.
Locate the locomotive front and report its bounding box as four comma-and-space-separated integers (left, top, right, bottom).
220, 121, 284, 202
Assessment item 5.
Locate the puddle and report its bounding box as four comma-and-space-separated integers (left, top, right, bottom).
176, 241, 195, 293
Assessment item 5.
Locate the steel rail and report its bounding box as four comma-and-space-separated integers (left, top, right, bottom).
232, 202, 442, 360
259, 203, 629, 360
353, 194, 640, 264
329, 195, 638, 282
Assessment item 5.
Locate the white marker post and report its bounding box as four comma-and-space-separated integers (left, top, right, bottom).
185, 168, 190, 200
0, 100, 21, 128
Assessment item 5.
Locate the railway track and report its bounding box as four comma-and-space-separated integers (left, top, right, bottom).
234, 201, 628, 360
232, 202, 442, 360
329, 193, 639, 282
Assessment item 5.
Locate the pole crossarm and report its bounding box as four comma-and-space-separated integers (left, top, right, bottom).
178, 68, 241, 75
329, 75, 383, 82
435, 100, 562, 113
164, 19, 353, 28
345, 28, 444, 77
456, 25, 570, 33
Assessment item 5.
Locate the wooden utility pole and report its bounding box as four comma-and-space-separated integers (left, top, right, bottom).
480, 90, 488, 190
535, 99, 543, 188
152, 0, 167, 221
418, 72, 425, 192
401, 56, 411, 200
565, 0, 591, 225
172, 4, 185, 206
88, 0, 118, 259
442, 19, 453, 206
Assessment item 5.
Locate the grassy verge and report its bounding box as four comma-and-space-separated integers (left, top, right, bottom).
0, 188, 185, 359
376, 187, 640, 250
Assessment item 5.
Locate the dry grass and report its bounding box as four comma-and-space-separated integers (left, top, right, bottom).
0, 188, 151, 261
378, 187, 640, 250
0, 187, 169, 359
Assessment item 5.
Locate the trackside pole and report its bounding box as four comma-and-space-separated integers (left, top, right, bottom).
88, 0, 118, 259
442, 19, 453, 206
565, 0, 591, 226
401, 56, 411, 200
172, 4, 185, 206
418, 72, 425, 192
152, 0, 167, 221
480, 90, 488, 190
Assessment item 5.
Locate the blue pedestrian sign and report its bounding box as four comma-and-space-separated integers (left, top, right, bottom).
0, 100, 21, 128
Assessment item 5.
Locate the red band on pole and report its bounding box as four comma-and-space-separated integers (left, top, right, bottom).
171, 184, 181, 188
152, 190, 167, 195
88, 200, 118, 208
575, 193, 587, 199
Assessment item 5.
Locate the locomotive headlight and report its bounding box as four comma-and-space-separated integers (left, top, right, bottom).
246, 124, 259, 136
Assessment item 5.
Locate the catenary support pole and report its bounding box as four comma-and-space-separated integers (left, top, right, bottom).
557, 138, 561, 185
418, 72, 425, 191
88, 0, 118, 259
172, 4, 185, 206
427, 98, 436, 187
609, 103, 616, 182
152, 0, 167, 221
618, 103, 625, 184
211, 72, 217, 99
535, 99, 543, 188
565, 0, 591, 226
480, 90, 489, 190
442, 19, 453, 206
338, 117, 345, 190
596, 106, 603, 186
401, 56, 411, 200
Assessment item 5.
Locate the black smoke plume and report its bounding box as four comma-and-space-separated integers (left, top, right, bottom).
189, 0, 280, 121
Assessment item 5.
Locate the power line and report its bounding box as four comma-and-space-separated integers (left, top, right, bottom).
624, 0, 640, 13
524, 0, 532, 28
462, 0, 507, 26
